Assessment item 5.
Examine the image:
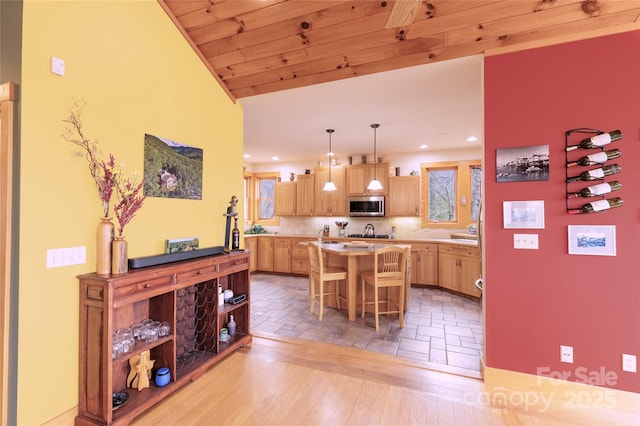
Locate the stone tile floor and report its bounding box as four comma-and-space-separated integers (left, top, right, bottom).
250, 273, 483, 378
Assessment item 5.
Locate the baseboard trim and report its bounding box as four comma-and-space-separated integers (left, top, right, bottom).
42, 405, 76, 426
484, 366, 640, 415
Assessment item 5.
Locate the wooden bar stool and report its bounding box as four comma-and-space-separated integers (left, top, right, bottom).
360, 245, 409, 331
308, 242, 348, 321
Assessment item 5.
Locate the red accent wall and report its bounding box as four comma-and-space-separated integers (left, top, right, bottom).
484, 31, 640, 393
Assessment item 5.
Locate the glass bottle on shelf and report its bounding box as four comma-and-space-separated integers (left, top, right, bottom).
228, 314, 236, 336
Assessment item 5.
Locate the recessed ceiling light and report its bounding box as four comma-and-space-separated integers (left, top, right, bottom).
272, 156, 279, 161
419, 144, 429, 149
243, 154, 250, 158
466, 136, 478, 142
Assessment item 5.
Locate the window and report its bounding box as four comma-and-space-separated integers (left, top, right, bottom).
421, 160, 482, 228
243, 171, 280, 225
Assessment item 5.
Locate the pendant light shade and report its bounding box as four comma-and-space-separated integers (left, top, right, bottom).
367, 123, 383, 191
323, 129, 337, 191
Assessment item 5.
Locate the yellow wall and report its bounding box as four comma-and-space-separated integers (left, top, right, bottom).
19, 1, 243, 423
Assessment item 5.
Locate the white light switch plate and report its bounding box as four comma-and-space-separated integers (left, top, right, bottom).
514, 234, 539, 249
51, 56, 65, 76
46, 246, 86, 268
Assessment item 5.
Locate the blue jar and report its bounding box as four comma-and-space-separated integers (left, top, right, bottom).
155, 367, 171, 387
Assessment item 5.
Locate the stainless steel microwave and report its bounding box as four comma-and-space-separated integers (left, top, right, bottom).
348, 196, 385, 217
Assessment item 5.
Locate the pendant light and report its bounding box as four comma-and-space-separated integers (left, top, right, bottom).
323, 129, 337, 191
367, 123, 383, 191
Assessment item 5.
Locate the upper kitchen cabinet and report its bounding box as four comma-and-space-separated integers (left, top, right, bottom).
296, 174, 314, 216
314, 166, 347, 216
346, 163, 389, 196
387, 176, 420, 216
275, 181, 296, 216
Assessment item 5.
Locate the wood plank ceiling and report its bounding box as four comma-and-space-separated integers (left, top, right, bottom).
159, 0, 640, 100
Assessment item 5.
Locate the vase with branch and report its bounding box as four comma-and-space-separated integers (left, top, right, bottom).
111, 174, 146, 274
62, 99, 146, 274
63, 100, 119, 273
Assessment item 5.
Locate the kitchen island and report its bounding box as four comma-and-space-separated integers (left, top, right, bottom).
319, 242, 412, 321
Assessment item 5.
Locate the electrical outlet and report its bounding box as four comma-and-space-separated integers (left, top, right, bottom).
560, 345, 573, 363
622, 354, 637, 373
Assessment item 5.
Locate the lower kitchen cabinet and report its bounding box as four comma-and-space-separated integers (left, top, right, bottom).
411, 243, 438, 286
438, 244, 481, 298
245, 237, 257, 272
291, 238, 313, 275
274, 238, 292, 273
257, 236, 274, 272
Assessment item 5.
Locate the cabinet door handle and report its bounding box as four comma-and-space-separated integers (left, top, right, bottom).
196, 271, 202, 275
143, 283, 150, 288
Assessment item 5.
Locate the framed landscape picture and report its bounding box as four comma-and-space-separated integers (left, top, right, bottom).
568, 225, 616, 256
503, 200, 545, 229
143, 133, 203, 200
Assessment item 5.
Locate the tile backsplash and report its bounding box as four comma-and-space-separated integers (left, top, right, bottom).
251, 216, 464, 240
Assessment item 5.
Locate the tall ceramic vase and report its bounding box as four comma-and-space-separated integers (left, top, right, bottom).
112, 236, 129, 274
96, 217, 114, 274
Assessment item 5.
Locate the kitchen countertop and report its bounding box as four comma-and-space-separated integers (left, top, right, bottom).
244, 233, 477, 247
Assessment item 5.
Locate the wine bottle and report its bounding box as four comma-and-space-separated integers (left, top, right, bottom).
565, 130, 622, 152
231, 219, 240, 250
567, 181, 622, 198
566, 164, 621, 183
567, 197, 623, 214
566, 149, 621, 167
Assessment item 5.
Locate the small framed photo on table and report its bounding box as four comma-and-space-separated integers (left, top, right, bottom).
568, 225, 616, 256
503, 200, 545, 229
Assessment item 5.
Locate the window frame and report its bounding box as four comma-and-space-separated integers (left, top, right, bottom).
243, 171, 280, 226
420, 160, 482, 229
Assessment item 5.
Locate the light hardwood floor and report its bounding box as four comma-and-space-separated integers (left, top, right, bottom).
127, 333, 638, 426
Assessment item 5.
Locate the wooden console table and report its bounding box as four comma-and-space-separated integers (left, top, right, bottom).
75, 251, 251, 425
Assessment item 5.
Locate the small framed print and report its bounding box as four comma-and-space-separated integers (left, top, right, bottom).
503, 200, 545, 229
568, 225, 616, 256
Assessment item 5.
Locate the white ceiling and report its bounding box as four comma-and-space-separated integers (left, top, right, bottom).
240, 54, 483, 165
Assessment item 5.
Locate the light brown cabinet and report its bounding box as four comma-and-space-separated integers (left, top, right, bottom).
388, 176, 420, 216
314, 166, 347, 216
438, 244, 481, 298
275, 181, 296, 216
257, 236, 274, 272
296, 174, 314, 216
273, 238, 292, 273
76, 252, 251, 425
291, 238, 313, 275
410, 243, 438, 286
245, 237, 258, 272
346, 162, 389, 196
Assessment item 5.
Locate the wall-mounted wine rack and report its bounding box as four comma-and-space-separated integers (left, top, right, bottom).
565, 128, 623, 214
